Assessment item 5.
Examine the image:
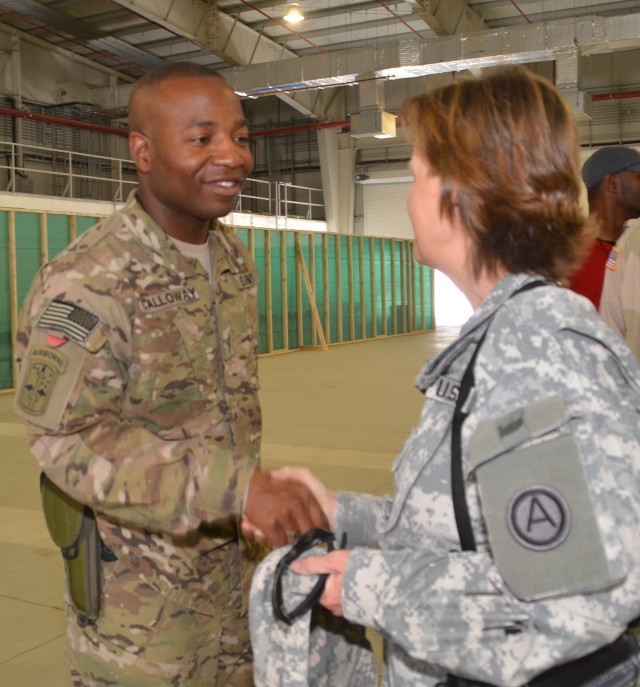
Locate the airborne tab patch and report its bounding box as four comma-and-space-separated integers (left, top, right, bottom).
17, 345, 68, 415
37, 300, 99, 343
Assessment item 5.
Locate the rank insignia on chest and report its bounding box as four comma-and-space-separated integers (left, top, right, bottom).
426, 374, 460, 405
233, 271, 256, 290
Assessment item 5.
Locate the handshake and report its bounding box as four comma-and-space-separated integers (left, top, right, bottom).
242, 467, 336, 548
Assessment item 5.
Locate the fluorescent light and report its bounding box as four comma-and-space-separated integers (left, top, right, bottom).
284, 3, 304, 23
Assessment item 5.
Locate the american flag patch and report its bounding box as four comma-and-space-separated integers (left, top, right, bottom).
37, 300, 99, 343
605, 247, 618, 272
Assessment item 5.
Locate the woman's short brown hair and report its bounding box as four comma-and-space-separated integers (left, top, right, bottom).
402, 65, 594, 282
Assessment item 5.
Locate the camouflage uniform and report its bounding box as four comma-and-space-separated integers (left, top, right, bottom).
13, 191, 261, 687
335, 274, 640, 687
600, 222, 640, 363
249, 547, 377, 687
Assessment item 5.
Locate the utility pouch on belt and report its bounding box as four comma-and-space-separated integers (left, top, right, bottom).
40, 473, 102, 623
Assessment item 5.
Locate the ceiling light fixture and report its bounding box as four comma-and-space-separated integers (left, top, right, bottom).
284, 3, 304, 23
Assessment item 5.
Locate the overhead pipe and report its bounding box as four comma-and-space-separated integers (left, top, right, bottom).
373, 1, 423, 39
0, 104, 349, 139
1, 89, 635, 142
508, 0, 533, 24
0, 106, 129, 137
591, 90, 640, 101
250, 120, 349, 137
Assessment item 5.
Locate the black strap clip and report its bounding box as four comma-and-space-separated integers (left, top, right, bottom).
272, 528, 346, 625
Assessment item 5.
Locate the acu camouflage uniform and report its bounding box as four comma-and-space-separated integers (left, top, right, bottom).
13, 191, 261, 687
600, 221, 640, 363
249, 546, 377, 687
334, 274, 640, 687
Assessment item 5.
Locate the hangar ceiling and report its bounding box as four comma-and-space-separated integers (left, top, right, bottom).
0, 1, 637, 79
0, 1, 638, 144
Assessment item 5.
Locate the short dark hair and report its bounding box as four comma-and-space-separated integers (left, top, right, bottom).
128, 62, 229, 132
402, 65, 595, 282
135, 62, 224, 90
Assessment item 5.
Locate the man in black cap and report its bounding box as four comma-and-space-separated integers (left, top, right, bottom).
569, 145, 640, 308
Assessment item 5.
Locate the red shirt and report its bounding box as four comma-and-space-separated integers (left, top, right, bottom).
569, 239, 615, 309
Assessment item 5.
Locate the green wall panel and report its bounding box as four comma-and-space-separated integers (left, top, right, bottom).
47, 214, 70, 261
0, 212, 10, 389
1, 214, 433, 389
15, 213, 42, 311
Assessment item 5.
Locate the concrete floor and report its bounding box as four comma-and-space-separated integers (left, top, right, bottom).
0, 328, 458, 686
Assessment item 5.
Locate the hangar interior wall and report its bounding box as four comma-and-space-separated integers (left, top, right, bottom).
0, 210, 433, 390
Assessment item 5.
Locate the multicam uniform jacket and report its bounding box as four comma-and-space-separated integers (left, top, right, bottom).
14, 191, 261, 616
335, 274, 640, 687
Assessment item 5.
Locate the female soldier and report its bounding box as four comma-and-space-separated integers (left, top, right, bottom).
277, 66, 640, 686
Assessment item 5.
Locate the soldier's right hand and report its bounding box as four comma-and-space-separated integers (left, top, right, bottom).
242, 470, 330, 548
270, 467, 336, 527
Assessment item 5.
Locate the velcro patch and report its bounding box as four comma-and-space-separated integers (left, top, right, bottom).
17, 346, 68, 415
233, 271, 256, 290
426, 374, 459, 405
37, 300, 99, 343
139, 286, 200, 312
508, 485, 571, 551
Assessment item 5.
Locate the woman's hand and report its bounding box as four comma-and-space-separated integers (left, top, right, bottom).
291, 550, 351, 617
271, 467, 337, 529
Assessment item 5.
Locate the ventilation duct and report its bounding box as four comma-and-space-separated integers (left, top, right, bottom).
350, 110, 396, 139
226, 13, 640, 98
350, 78, 396, 139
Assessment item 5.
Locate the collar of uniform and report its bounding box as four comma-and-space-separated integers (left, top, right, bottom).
208, 223, 251, 275
124, 189, 216, 277
415, 273, 543, 393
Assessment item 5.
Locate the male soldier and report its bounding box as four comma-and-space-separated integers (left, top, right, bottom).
569, 145, 640, 308
600, 221, 640, 362
13, 63, 327, 687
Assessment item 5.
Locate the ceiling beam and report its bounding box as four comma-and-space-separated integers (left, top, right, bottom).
406, 0, 487, 35
109, 0, 288, 67
108, 0, 324, 117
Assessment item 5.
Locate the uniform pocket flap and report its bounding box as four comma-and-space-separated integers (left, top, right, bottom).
468, 394, 569, 470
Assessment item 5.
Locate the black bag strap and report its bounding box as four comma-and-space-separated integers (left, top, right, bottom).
451, 280, 546, 552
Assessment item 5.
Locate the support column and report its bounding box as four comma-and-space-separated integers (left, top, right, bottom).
10, 34, 23, 192
317, 128, 356, 234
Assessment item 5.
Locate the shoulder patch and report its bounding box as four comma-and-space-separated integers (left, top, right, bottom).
17, 346, 68, 415
605, 247, 618, 272
508, 485, 571, 551
37, 300, 99, 343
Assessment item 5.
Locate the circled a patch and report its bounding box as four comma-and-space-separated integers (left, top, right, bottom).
508, 485, 570, 551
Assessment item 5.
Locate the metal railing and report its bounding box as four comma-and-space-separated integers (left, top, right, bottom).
276, 182, 324, 220
0, 140, 137, 201
0, 140, 325, 222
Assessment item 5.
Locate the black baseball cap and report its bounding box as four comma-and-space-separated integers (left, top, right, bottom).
582, 145, 640, 190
